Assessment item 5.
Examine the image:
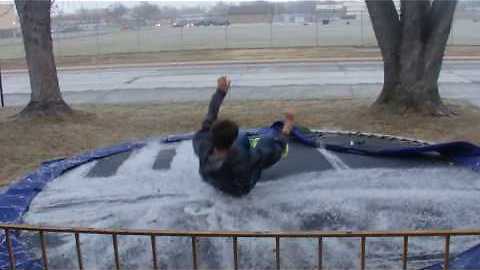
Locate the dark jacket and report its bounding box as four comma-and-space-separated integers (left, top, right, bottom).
193, 89, 287, 197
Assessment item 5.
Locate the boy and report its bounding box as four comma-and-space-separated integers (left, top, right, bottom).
193, 76, 294, 197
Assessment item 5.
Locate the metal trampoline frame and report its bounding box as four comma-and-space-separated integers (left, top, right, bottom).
2, 223, 480, 270
3, 131, 478, 270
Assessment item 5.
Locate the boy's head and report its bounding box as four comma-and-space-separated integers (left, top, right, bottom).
211, 119, 239, 151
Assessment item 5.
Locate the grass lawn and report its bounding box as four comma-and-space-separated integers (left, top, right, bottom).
2, 46, 480, 70
1, 98, 480, 187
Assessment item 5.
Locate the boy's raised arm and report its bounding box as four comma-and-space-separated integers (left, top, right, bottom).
199, 76, 231, 132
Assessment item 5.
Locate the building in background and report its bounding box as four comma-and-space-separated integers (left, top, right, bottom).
316, 1, 349, 20
457, 0, 480, 21
227, 3, 273, 24
0, 4, 20, 39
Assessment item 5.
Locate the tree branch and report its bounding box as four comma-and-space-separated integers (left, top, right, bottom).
400, 0, 431, 43
426, 0, 457, 51
365, 0, 401, 57
399, 0, 431, 84
428, 0, 458, 33
365, 0, 402, 97
424, 0, 458, 83
14, 0, 27, 21
16, 0, 51, 25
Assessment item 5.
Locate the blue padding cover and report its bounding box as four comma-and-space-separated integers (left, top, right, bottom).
1, 124, 480, 269
0, 142, 145, 270
422, 243, 480, 270
324, 141, 480, 172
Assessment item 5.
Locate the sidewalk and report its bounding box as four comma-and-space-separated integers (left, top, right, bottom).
4, 56, 480, 74
3, 60, 480, 107
3, 46, 480, 73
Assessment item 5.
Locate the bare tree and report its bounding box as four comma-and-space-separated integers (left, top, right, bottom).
209, 2, 229, 16
15, 0, 72, 117
108, 2, 128, 25
366, 0, 458, 115
131, 2, 161, 26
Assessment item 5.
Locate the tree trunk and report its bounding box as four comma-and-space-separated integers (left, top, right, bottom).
15, 0, 72, 118
366, 0, 458, 115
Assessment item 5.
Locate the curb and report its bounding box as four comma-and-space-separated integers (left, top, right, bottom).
3, 56, 480, 74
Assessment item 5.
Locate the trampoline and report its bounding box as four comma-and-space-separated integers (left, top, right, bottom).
1, 124, 480, 270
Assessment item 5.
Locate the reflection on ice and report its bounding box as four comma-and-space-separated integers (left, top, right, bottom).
23, 141, 480, 269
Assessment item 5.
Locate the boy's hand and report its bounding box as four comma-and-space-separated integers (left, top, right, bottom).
217, 76, 231, 93
282, 109, 295, 136
284, 110, 294, 123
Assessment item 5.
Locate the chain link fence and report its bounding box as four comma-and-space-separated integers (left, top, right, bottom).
0, 1, 479, 61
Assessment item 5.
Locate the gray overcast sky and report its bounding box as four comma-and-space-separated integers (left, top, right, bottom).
0, 0, 365, 14
56, 1, 215, 13
50, 0, 362, 14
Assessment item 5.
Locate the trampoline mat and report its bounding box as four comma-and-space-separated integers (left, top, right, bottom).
11, 131, 479, 270
84, 135, 450, 180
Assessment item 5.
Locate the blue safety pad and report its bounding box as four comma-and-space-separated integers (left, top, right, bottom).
324, 141, 480, 172
422, 243, 480, 270
0, 232, 42, 270
0, 141, 145, 270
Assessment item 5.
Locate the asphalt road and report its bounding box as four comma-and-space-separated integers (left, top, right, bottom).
3, 60, 480, 106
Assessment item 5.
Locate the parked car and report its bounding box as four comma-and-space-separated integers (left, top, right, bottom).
58, 26, 83, 33
211, 18, 230, 26
193, 19, 209, 27
172, 20, 187, 27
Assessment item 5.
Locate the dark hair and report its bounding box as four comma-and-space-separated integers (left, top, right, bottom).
211, 119, 239, 150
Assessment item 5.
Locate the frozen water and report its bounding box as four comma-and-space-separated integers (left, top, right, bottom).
23, 141, 480, 269
318, 148, 350, 170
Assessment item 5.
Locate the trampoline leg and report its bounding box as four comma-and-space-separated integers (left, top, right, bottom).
192, 236, 198, 270
74, 233, 83, 270
360, 237, 366, 270
444, 236, 450, 270
275, 236, 280, 270
402, 236, 408, 270
39, 231, 48, 270
0, 65, 4, 108
318, 237, 323, 270
5, 229, 15, 270
233, 237, 239, 270
151, 235, 158, 270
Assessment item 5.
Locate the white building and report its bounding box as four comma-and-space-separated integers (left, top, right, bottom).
0, 4, 20, 38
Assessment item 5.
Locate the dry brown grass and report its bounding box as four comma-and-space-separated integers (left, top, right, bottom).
3, 46, 480, 70
1, 99, 480, 186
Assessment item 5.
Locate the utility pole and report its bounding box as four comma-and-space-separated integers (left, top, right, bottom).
0, 64, 4, 108
225, 13, 229, 49
360, 9, 365, 47
270, 5, 274, 47
315, 13, 319, 47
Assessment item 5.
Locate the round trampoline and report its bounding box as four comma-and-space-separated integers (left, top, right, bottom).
2, 127, 480, 270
